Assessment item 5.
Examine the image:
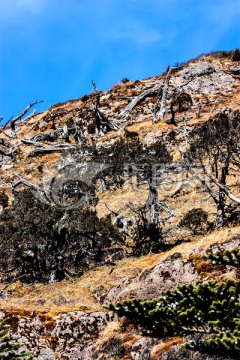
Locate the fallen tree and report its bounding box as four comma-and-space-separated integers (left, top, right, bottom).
119, 84, 163, 120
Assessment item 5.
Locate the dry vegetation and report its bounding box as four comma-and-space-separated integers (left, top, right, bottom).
0, 51, 240, 358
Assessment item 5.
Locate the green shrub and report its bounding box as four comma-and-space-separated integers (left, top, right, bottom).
204, 248, 240, 267
179, 208, 208, 234
106, 248, 240, 357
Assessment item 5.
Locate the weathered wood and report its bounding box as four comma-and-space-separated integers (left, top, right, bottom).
157, 67, 178, 121
91, 85, 125, 135
27, 144, 77, 157
11, 173, 41, 192
120, 84, 162, 120
21, 139, 45, 147
29, 132, 58, 142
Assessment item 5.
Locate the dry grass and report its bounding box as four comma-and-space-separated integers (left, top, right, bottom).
0, 53, 239, 323
0, 225, 239, 317
151, 337, 183, 359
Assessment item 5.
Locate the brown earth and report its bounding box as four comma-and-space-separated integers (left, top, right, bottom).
0, 51, 240, 359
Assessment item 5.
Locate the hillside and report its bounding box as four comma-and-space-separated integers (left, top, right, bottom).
0, 50, 240, 359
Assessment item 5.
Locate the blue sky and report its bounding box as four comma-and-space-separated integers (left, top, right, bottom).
0, 0, 240, 121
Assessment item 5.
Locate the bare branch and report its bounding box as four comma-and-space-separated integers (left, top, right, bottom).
10, 100, 43, 126
120, 84, 162, 120
157, 67, 180, 121
27, 144, 77, 157
11, 173, 41, 192
211, 178, 240, 204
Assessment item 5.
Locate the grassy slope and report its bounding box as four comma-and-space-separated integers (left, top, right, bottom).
0, 52, 239, 320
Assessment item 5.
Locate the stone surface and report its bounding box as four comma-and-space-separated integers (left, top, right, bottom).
175, 62, 236, 95
103, 253, 198, 304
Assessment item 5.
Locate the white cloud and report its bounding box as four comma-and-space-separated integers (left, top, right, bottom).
0, 0, 48, 22
106, 21, 162, 45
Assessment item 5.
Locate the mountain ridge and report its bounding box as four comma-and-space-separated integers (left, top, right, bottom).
0, 50, 240, 359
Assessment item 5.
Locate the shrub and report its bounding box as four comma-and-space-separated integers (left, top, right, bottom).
179, 208, 208, 234
0, 192, 8, 209
129, 206, 166, 257
106, 279, 240, 357
204, 248, 240, 267
106, 248, 240, 357
121, 78, 130, 84
232, 48, 240, 61
0, 188, 124, 283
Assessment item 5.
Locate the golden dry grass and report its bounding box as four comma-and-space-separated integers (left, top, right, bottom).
0, 225, 239, 317
0, 53, 239, 321
151, 337, 183, 359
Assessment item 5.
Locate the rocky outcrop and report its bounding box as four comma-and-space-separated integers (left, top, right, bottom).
0, 51, 240, 359
102, 253, 198, 304
175, 62, 236, 94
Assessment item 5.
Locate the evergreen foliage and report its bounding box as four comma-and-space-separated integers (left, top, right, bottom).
204, 248, 240, 267
0, 318, 32, 359
184, 329, 240, 357
106, 248, 240, 357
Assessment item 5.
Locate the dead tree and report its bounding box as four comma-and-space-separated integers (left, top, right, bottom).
29, 131, 58, 142
155, 66, 178, 121
120, 84, 162, 120
91, 85, 124, 136
186, 110, 240, 227
27, 143, 77, 157
145, 180, 175, 226
2, 100, 43, 137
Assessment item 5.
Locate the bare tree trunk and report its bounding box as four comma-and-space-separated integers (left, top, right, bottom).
27, 144, 77, 157
214, 166, 227, 228
145, 184, 158, 224
156, 67, 175, 121
120, 85, 162, 120
155, 66, 183, 122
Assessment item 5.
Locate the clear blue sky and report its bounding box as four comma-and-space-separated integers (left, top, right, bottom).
0, 0, 239, 121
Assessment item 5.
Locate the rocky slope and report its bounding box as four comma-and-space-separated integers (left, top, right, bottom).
0, 50, 240, 359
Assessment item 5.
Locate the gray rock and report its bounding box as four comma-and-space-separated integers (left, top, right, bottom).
178, 62, 215, 79
229, 65, 240, 74
159, 344, 235, 360
131, 337, 160, 360
38, 348, 56, 360
103, 253, 198, 304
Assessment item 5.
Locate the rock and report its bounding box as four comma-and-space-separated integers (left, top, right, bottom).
159, 344, 236, 360
103, 253, 198, 304
51, 311, 113, 355
144, 130, 163, 146
0, 311, 5, 320
178, 62, 216, 79
229, 65, 240, 74
175, 62, 236, 95
1, 164, 13, 171
38, 348, 56, 360
38, 121, 47, 128
131, 337, 160, 360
